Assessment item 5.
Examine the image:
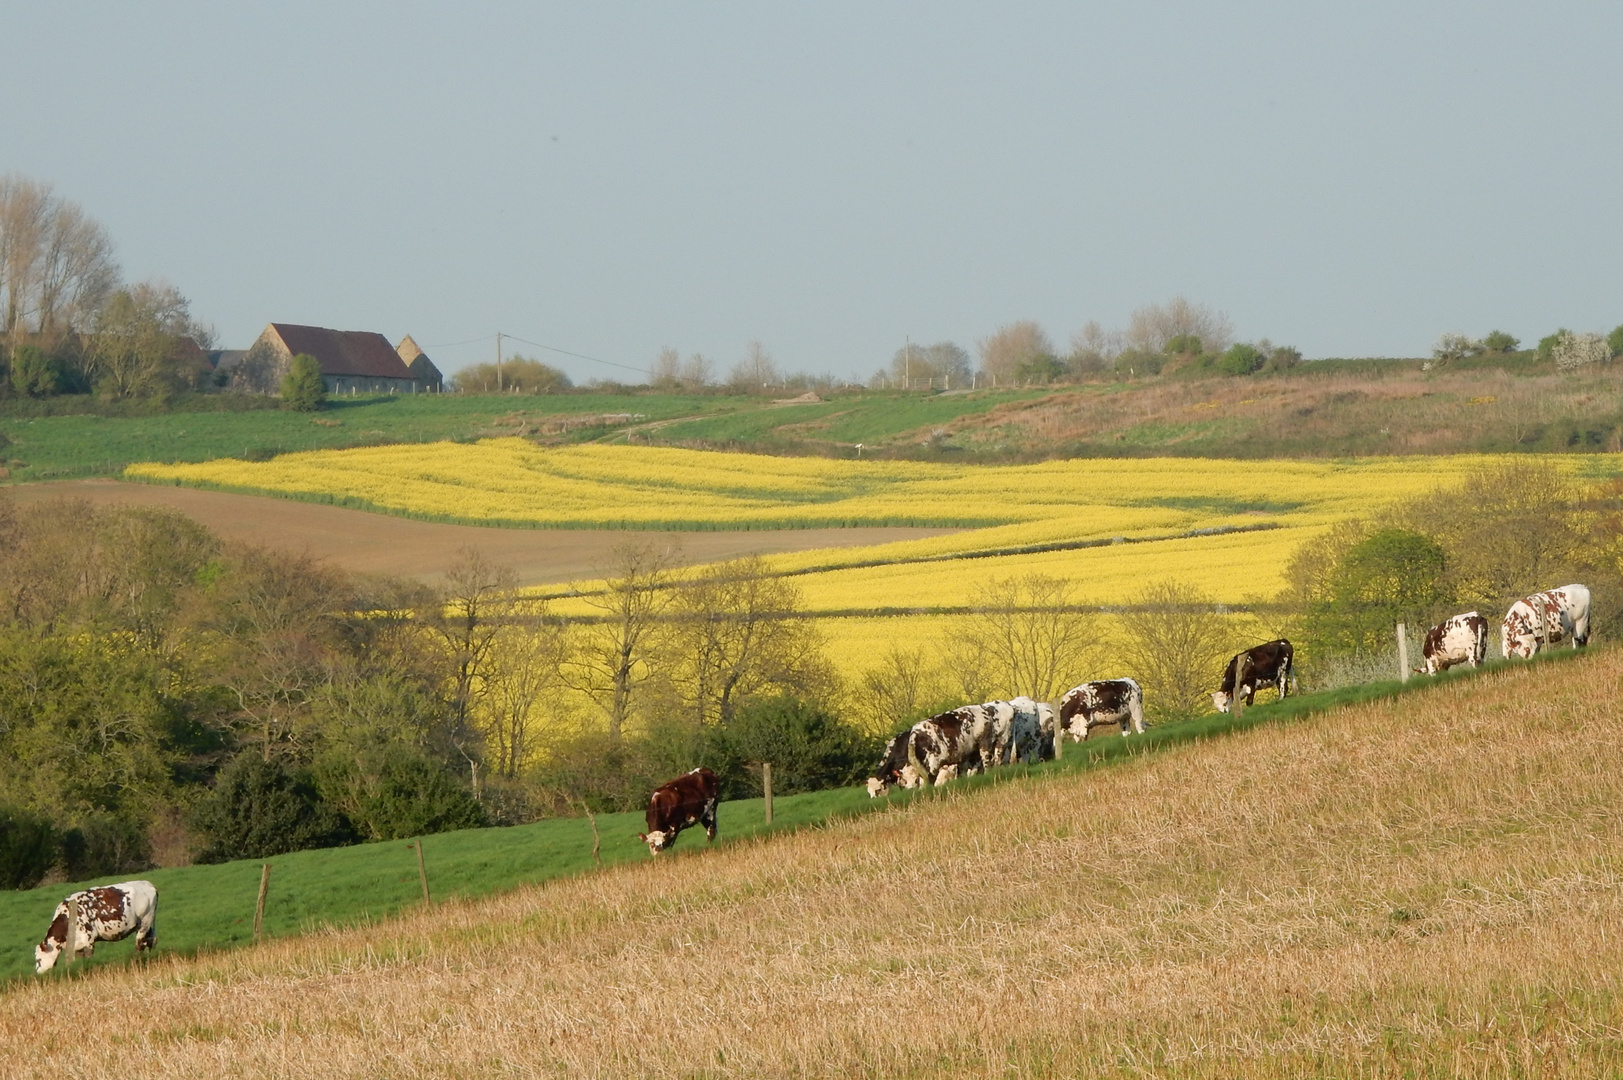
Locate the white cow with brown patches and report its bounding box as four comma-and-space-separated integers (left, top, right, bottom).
1502, 585, 1591, 660
35, 880, 158, 974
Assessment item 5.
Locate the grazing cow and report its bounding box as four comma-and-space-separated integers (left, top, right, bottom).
1058, 679, 1145, 739
639, 767, 720, 855
1008, 696, 1054, 764
1502, 585, 1591, 660
978, 699, 1019, 766
867, 729, 926, 797
1212, 640, 1294, 713
35, 880, 158, 974
1419, 612, 1488, 674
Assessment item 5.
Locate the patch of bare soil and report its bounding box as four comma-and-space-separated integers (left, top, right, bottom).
5, 480, 959, 586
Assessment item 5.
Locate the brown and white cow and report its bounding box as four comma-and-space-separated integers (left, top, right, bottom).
1502, 585, 1591, 660
35, 880, 158, 974
867, 729, 926, 797
868, 703, 1006, 794
1058, 678, 1145, 738
1007, 695, 1054, 764
639, 767, 720, 855
1419, 612, 1488, 674
1212, 640, 1294, 713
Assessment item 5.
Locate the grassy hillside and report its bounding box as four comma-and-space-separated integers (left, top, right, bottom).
0, 389, 1043, 484
0, 664, 1506, 986
9, 651, 1617, 1076
9, 359, 1623, 486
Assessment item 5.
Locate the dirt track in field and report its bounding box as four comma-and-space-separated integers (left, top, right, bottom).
4, 480, 957, 586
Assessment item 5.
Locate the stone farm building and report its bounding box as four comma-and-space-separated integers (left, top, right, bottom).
234, 323, 443, 394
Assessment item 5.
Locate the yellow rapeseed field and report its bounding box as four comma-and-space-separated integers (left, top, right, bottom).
128, 442, 1622, 686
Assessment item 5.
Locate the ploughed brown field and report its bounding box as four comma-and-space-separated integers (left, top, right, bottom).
9, 648, 1623, 1077
5, 480, 959, 586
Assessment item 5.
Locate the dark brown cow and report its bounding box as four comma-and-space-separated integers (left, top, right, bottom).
1212, 640, 1293, 713
639, 767, 720, 855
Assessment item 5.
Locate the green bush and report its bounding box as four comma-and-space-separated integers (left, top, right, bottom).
9, 345, 63, 397
1609, 325, 1623, 359
1113, 350, 1163, 377
1218, 343, 1264, 376
0, 807, 56, 890
192, 754, 355, 863
1482, 330, 1520, 354
280, 353, 326, 411
1306, 528, 1449, 656
706, 696, 879, 800
1163, 334, 1204, 356
315, 746, 487, 841
58, 811, 154, 880
1537, 331, 1568, 363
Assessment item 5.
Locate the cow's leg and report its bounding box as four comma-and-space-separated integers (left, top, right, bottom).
704, 799, 717, 843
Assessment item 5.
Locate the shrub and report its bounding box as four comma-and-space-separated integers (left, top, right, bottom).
1609, 325, 1623, 360
314, 746, 487, 841
1552, 330, 1609, 372
58, 811, 154, 880
1217, 343, 1264, 376
0, 806, 56, 890
192, 753, 355, 863
1163, 334, 1204, 357
1112, 350, 1163, 377
10, 345, 63, 397
706, 696, 878, 800
1481, 330, 1520, 354
280, 353, 326, 411
1305, 529, 1449, 656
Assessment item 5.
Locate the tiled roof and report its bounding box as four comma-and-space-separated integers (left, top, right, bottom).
270, 323, 414, 380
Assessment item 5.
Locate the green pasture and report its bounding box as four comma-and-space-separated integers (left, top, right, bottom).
0, 394, 727, 483
645, 389, 1053, 447
6, 649, 1584, 988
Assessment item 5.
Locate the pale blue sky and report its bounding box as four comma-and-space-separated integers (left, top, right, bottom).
3, 2, 1619, 380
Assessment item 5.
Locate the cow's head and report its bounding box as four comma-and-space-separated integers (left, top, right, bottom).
34, 914, 66, 974
866, 776, 888, 798
1211, 690, 1232, 714
639, 829, 670, 855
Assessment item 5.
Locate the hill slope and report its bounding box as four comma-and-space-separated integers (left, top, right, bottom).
8, 651, 1623, 1076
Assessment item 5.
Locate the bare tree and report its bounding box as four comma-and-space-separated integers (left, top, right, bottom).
977, 321, 1055, 384
0, 174, 120, 343
82, 281, 206, 398
481, 616, 569, 779
422, 548, 520, 795
662, 556, 833, 726
1126, 297, 1234, 355
651, 345, 683, 389
1067, 320, 1127, 375
1117, 580, 1236, 722
727, 341, 778, 394
564, 538, 683, 740
958, 574, 1098, 702
34, 200, 117, 336
890, 341, 973, 389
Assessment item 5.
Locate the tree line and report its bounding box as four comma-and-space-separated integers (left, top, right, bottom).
1, 458, 1616, 889
0, 174, 216, 404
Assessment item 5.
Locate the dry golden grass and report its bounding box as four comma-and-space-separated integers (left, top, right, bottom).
11, 652, 1623, 1077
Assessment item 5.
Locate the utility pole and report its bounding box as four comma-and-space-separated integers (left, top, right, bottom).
495, 332, 503, 392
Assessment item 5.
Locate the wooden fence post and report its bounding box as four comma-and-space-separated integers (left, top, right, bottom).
253, 863, 272, 942
62, 897, 79, 969
1397, 622, 1410, 682
1052, 717, 1063, 761
414, 841, 432, 905
762, 762, 773, 825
